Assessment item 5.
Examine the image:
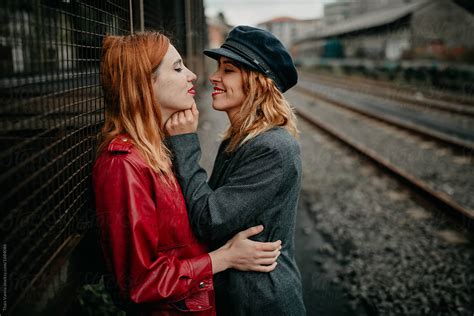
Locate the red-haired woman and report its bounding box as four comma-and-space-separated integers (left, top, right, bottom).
93, 32, 281, 316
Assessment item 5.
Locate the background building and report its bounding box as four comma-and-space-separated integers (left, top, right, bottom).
293, 0, 474, 65
207, 12, 233, 48
323, 0, 361, 25
257, 17, 322, 49
324, 0, 423, 25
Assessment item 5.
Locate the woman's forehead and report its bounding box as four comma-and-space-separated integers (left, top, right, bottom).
163, 44, 181, 65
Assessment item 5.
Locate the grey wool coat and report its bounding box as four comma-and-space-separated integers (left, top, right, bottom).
168, 127, 306, 316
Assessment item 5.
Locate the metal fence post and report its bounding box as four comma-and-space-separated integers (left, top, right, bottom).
185, 0, 194, 72
130, 0, 144, 33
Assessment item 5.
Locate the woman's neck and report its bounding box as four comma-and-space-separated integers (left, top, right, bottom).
161, 109, 172, 126
226, 108, 240, 126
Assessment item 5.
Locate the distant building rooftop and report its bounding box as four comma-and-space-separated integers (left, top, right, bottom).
258, 16, 300, 24
310, 1, 428, 40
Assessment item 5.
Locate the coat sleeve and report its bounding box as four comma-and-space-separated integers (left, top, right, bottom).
93, 155, 213, 304
168, 133, 283, 244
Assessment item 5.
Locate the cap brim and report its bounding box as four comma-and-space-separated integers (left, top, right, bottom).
204, 47, 260, 72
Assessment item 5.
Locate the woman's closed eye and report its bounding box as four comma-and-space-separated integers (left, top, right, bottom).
175, 67, 183, 72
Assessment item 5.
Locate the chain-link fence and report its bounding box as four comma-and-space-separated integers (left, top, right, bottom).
0, 0, 206, 314
0, 0, 131, 312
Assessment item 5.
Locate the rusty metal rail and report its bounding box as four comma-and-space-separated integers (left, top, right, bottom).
300, 70, 474, 108
295, 106, 474, 229
294, 85, 474, 154
302, 73, 474, 118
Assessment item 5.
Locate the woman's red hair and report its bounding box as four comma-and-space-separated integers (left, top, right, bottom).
98, 32, 173, 179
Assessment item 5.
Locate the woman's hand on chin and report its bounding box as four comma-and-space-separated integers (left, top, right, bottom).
165, 103, 199, 136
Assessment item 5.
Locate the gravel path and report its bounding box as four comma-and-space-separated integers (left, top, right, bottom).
294, 117, 474, 316
286, 88, 474, 212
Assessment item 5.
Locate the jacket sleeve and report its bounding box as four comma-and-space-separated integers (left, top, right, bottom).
167, 133, 283, 244
93, 155, 213, 304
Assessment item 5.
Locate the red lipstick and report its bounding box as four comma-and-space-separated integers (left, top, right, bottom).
212, 86, 225, 96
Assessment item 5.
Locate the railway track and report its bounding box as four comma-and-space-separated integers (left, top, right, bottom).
301, 73, 474, 118
294, 82, 474, 153
294, 109, 474, 315
288, 85, 474, 228
300, 70, 474, 108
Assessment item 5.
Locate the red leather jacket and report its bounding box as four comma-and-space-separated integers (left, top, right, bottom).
92, 135, 216, 315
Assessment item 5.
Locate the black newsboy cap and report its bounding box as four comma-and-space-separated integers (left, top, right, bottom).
204, 25, 298, 92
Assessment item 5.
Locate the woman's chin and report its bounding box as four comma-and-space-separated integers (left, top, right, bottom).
211, 103, 225, 112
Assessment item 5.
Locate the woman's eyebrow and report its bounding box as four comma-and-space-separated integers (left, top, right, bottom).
173, 59, 182, 67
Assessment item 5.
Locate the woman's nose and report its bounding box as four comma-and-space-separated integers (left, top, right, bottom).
209, 71, 220, 83
188, 70, 197, 82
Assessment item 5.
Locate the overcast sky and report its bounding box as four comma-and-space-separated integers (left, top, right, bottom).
204, 0, 331, 26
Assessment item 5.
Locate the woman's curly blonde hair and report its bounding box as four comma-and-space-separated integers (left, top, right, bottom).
222, 68, 299, 152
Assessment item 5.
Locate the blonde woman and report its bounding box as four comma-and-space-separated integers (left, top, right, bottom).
166, 26, 306, 315
93, 32, 282, 316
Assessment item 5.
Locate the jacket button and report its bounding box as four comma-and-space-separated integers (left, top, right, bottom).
122, 138, 128, 142
199, 281, 205, 289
